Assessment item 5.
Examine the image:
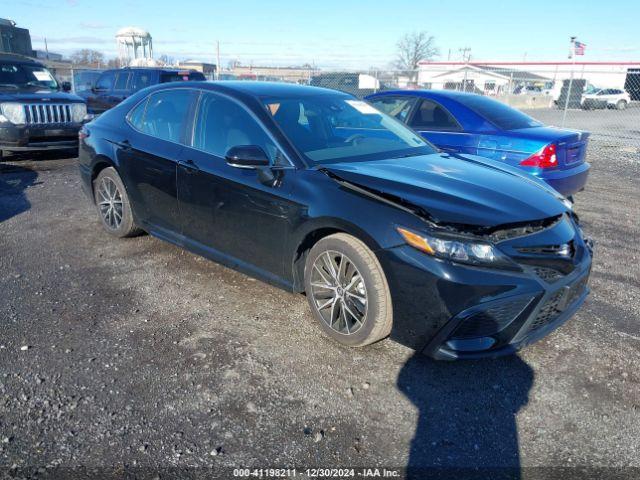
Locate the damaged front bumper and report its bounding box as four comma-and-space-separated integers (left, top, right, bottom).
377, 217, 593, 359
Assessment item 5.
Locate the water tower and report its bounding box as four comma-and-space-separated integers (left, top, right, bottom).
116, 26, 155, 67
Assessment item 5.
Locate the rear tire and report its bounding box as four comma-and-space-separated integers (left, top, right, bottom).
617, 100, 627, 110
304, 233, 393, 347
93, 167, 142, 238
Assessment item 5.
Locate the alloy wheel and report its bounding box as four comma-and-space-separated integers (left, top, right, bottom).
97, 177, 123, 230
310, 250, 367, 335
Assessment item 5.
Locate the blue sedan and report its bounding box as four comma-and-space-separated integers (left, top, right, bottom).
366, 90, 590, 199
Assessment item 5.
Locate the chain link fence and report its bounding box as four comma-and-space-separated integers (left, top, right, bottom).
54, 63, 640, 158
297, 65, 640, 158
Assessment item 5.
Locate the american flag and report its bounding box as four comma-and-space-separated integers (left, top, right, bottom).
574, 41, 586, 56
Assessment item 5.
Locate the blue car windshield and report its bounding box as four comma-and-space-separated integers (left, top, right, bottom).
455, 94, 543, 130
264, 94, 435, 164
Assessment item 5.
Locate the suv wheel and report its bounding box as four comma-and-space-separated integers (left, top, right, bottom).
617, 100, 627, 110
304, 233, 393, 347
93, 167, 142, 238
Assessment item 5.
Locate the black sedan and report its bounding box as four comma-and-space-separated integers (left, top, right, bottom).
78, 82, 593, 359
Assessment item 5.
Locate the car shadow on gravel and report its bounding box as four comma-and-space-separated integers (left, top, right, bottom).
398, 353, 533, 480
0, 163, 38, 223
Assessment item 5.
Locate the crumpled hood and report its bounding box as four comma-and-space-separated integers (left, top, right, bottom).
322, 153, 568, 227
0, 88, 84, 103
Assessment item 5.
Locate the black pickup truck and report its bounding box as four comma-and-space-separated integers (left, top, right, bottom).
80, 67, 206, 116
0, 53, 87, 159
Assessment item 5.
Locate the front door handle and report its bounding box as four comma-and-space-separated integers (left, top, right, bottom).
178, 159, 200, 173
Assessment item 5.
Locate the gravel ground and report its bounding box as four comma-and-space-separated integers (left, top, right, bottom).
1, 146, 639, 479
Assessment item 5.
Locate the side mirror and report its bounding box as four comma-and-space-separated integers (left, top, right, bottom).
225, 145, 270, 169
62, 81, 72, 92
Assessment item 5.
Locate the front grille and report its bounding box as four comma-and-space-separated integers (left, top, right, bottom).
527, 275, 589, 334
23, 104, 73, 125
534, 267, 564, 283
452, 296, 533, 339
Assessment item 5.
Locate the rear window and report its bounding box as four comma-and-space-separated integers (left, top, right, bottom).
455, 94, 542, 130
160, 71, 205, 83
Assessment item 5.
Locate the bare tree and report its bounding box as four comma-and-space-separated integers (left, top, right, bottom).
158, 54, 175, 66
70, 49, 105, 68
106, 58, 121, 69
395, 31, 439, 72
227, 59, 241, 70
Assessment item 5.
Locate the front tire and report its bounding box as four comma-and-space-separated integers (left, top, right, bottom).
304, 233, 393, 347
617, 100, 627, 110
93, 167, 142, 238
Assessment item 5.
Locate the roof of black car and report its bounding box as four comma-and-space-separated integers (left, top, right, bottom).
204, 81, 349, 98
117, 67, 204, 73
0, 53, 42, 65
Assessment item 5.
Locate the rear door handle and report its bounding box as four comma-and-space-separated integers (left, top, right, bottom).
178, 159, 200, 173
115, 139, 132, 151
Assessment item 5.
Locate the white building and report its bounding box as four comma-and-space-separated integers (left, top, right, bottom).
418, 62, 640, 100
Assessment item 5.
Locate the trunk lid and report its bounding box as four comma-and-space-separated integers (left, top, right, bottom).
512, 126, 590, 170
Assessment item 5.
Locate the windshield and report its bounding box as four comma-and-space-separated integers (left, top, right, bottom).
455, 94, 543, 130
0, 62, 59, 90
264, 94, 434, 164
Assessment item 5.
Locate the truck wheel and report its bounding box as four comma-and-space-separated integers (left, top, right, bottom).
617, 100, 627, 110
93, 167, 142, 238
304, 233, 393, 347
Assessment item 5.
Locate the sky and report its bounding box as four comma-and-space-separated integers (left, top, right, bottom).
1, 0, 639, 69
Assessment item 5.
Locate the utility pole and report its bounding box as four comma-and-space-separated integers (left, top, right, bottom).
459, 47, 471, 91
562, 36, 576, 127
459, 47, 471, 63
44, 37, 49, 60
216, 41, 221, 80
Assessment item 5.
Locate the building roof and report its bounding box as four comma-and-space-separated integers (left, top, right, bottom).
476, 65, 550, 81
426, 64, 550, 82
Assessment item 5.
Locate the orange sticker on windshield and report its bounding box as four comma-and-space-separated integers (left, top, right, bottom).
267, 103, 280, 115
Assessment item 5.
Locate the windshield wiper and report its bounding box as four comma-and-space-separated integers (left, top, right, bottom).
391, 151, 425, 159
24, 81, 55, 89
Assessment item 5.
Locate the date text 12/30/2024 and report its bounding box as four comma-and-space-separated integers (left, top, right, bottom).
233, 468, 401, 478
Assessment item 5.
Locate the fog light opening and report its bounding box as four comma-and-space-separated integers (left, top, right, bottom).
446, 337, 496, 352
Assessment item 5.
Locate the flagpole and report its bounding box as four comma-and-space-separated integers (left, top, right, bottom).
562, 36, 576, 128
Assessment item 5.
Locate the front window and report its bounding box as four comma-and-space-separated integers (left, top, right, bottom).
192, 92, 288, 166
454, 94, 542, 130
264, 94, 434, 165
0, 62, 59, 90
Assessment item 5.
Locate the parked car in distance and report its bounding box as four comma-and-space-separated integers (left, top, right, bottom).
513, 85, 542, 95
78, 82, 592, 360
79, 67, 206, 116
366, 90, 590, 200
0, 53, 87, 159
581, 88, 631, 110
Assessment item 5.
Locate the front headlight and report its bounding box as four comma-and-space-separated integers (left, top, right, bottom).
397, 227, 517, 268
0, 103, 26, 124
70, 103, 87, 123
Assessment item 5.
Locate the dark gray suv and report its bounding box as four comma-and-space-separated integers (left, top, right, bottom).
0, 53, 87, 159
